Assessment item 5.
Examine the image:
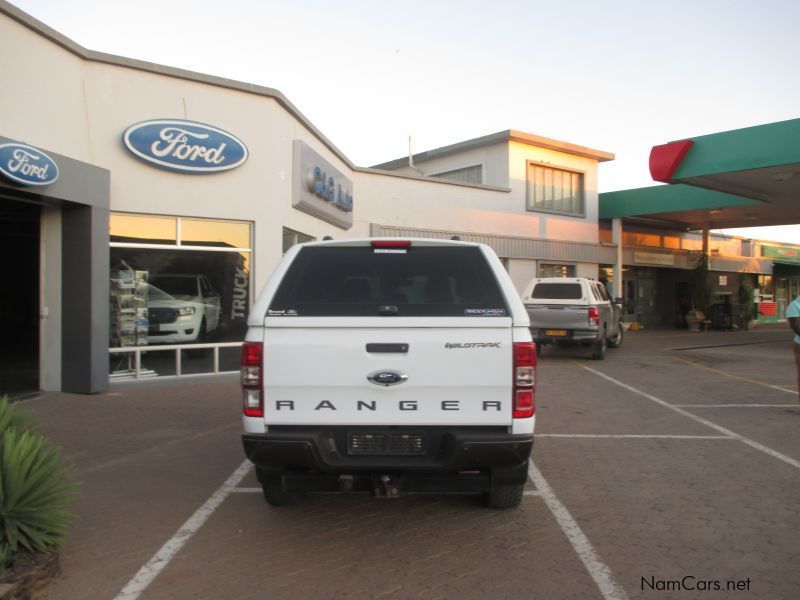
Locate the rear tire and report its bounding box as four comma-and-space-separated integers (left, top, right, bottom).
591, 333, 607, 360
484, 482, 524, 509
608, 323, 624, 348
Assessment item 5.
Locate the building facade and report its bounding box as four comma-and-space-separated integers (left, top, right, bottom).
0, 2, 616, 395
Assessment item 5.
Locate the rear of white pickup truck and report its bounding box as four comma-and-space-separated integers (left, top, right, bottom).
241, 238, 536, 508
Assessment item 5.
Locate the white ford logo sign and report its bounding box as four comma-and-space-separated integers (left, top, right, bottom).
0, 143, 59, 186
122, 119, 248, 173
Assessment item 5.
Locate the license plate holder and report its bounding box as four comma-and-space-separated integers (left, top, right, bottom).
545, 329, 567, 337
348, 431, 426, 456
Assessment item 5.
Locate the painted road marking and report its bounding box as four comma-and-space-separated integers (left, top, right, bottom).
529, 461, 629, 600
537, 434, 732, 439
583, 366, 800, 471
229, 487, 263, 493
114, 460, 253, 600
670, 355, 797, 395
674, 404, 799, 408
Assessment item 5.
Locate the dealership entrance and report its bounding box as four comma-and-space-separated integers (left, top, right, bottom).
0, 198, 40, 397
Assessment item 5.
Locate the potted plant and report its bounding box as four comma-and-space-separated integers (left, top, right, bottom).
0, 396, 76, 598
737, 276, 756, 330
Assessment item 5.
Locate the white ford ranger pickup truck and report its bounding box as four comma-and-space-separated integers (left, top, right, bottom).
241, 238, 537, 508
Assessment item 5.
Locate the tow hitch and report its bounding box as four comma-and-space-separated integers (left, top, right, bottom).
373, 474, 401, 498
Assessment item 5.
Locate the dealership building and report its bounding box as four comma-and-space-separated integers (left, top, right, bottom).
1, 1, 798, 397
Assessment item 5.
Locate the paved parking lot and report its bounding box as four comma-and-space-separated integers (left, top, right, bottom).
21, 325, 800, 599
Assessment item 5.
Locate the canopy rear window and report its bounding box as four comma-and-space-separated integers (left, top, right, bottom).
269, 246, 509, 317
531, 282, 583, 300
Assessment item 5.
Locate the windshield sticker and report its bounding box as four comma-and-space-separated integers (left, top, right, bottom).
465, 308, 506, 316
268, 309, 298, 316
373, 248, 407, 254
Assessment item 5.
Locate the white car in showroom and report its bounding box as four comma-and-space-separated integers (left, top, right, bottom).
146, 274, 221, 344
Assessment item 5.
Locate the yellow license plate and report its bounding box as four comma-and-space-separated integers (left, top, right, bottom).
545, 329, 567, 336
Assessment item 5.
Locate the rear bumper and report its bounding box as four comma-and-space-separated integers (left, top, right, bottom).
531, 327, 598, 343
242, 426, 533, 485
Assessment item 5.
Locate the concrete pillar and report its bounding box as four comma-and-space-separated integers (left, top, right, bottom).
61, 203, 109, 393
612, 217, 623, 299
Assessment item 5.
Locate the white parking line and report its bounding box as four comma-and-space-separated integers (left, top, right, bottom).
229, 487, 263, 493
674, 404, 798, 408
583, 366, 800, 472
114, 460, 253, 600
528, 461, 629, 600
537, 434, 732, 439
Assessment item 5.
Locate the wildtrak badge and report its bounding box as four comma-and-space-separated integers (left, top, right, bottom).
445, 342, 501, 349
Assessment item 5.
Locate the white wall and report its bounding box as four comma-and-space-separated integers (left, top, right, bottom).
506, 259, 537, 296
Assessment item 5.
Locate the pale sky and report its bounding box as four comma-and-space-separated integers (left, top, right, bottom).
9, 0, 800, 244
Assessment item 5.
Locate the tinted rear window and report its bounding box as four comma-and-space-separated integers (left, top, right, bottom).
269, 246, 509, 317
531, 282, 583, 300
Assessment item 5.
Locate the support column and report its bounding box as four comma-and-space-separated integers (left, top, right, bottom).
702, 224, 710, 256
61, 203, 109, 393
612, 217, 623, 299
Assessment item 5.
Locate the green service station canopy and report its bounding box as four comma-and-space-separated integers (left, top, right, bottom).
599, 118, 800, 311
601, 118, 800, 230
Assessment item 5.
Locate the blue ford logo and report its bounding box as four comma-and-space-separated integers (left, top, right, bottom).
367, 370, 409, 387
0, 143, 59, 186
122, 119, 248, 173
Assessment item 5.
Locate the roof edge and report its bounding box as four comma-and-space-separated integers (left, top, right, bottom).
372, 130, 614, 170
0, 0, 357, 170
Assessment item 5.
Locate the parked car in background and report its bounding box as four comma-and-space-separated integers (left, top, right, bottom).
147, 274, 221, 344
522, 277, 623, 360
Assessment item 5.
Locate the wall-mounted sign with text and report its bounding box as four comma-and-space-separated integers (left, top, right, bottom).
0, 142, 59, 186
122, 119, 248, 174
633, 251, 675, 266
761, 244, 800, 262
292, 140, 353, 229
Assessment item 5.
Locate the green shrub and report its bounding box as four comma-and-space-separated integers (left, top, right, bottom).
691, 251, 713, 315
0, 395, 76, 574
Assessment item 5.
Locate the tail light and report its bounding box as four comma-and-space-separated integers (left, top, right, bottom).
241, 342, 263, 417
588, 306, 600, 327
513, 342, 537, 419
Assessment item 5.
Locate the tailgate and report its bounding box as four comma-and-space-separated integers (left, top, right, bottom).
263, 322, 512, 426
526, 304, 588, 330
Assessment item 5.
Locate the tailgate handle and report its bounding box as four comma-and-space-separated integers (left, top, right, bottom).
366, 343, 409, 353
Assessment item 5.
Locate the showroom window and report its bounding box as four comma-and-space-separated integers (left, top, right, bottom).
539, 263, 575, 278
527, 163, 584, 216
109, 213, 252, 378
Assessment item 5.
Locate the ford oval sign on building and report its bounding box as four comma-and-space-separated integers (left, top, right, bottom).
0, 142, 59, 186
122, 119, 248, 173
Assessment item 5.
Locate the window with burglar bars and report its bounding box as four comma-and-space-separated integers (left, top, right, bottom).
526, 163, 584, 216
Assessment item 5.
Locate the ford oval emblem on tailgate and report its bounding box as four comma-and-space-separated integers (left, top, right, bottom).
367, 370, 408, 386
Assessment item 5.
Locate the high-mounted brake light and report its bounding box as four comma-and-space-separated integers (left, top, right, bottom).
371, 240, 412, 248
513, 342, 537, 419
241, 341, 264, 417
588, 306, 600, 327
